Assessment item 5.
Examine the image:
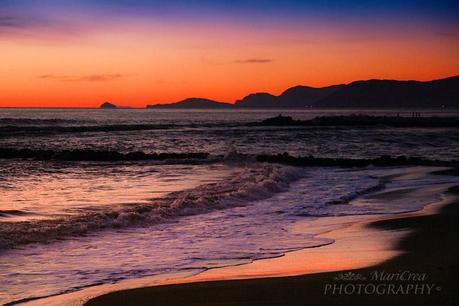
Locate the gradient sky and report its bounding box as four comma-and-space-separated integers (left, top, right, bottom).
1, 0, 458, 107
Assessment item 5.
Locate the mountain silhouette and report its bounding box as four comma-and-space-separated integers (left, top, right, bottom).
319, 75, 459, 108
147, 98, 232, 109
146, 75, 459, 109
278, 84, 344, 107
235, 93, 278, 108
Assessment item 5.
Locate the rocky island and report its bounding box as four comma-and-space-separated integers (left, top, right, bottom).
100, 102, 117, 109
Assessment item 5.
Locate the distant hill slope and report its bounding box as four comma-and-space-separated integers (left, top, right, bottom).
233, 85, 343, 108
234, 93, 278, 108
145, 75, 459, 109
319, 75, 459, 108
147, 98, 233, 109
278, 84, 344, 107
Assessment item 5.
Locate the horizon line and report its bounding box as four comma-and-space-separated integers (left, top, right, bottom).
1, 73, 458, 108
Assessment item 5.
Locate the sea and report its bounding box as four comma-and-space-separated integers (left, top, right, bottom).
0, 108, 458, 305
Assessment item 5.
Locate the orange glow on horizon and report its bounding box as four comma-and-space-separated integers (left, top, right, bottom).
1, 21, 458, 108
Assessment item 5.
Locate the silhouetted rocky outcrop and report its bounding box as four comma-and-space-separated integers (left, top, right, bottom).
147, 98, 232, 109
258, 114, 459, 127
100, 102, 117, 109
256, 153, 458, 168
259, 115, 300, 125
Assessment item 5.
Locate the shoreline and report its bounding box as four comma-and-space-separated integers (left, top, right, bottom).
83, 188, 459, 306
18, 179, 458, 306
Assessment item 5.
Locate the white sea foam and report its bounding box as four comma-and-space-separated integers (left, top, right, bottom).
0, 165, 304, 249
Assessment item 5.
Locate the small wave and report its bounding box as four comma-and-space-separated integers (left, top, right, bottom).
0, 209, 30, 217
0, 123, 175, 135
0, 122, 247, 136
0, 118, 83, 125
292, 179, 388, 217
0, 148, 209, 162
0, 165, 304, 250
295, 208, 381, 218
326, 180, 387, 205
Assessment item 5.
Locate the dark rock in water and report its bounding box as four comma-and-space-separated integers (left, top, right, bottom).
256, 153, 458, 168
432, 168, 459, 177
100, 102, 117, 109
260, 115, 301, 126
257, 114, 459, 127
0, 148, 209, 162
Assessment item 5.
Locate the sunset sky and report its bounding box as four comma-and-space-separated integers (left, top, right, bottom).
1, 0, 458, 107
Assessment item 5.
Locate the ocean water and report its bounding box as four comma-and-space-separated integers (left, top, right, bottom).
1, 109, 458, 304
1, 109, 458, 159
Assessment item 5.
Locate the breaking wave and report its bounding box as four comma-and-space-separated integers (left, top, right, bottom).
0, 165, 304, 250
0, 122, 244, 136
0, 209, 31, 218
1, 148, 458, 167
326, 180, 387, 205
0, 118, 83, 125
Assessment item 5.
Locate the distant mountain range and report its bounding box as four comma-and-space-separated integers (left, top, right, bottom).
147, 98, 233, 109
147, 75, 459, 109
234, 84, 344, 108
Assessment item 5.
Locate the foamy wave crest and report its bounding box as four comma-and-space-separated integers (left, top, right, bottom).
0, 165, 304, 250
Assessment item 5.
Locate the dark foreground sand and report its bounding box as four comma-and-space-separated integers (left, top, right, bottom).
86, 185, 459, 306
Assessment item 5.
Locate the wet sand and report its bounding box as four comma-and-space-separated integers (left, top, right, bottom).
81, 185, 459, 306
